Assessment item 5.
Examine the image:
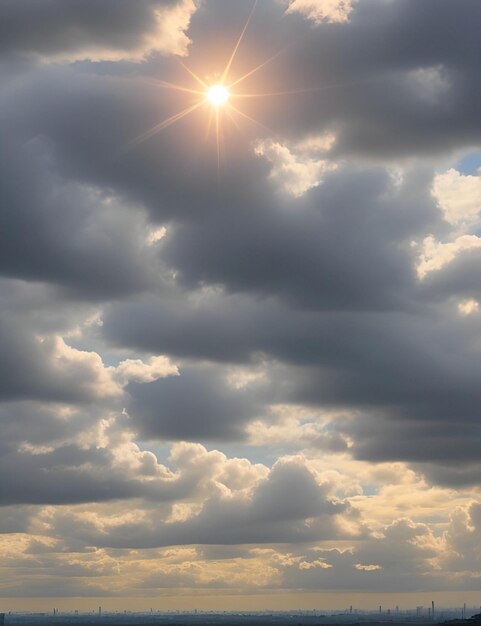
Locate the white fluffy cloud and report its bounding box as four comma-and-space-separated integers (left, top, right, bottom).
432, 169, 481, 228
417, 234, 481, 278
285, 0, 355, 24
417, 168, 481, 279
255, 135, 338, 197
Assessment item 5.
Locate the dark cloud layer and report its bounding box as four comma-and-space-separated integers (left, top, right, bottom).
127, 365, 267, 441
0, 0, 183, 59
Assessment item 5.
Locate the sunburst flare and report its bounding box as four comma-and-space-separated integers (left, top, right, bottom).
126, 0, 280, 165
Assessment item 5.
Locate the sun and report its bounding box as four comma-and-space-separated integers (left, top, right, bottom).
207, 84, 230, 107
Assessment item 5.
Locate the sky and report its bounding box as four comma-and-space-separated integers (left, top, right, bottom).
1, 0, 481, 612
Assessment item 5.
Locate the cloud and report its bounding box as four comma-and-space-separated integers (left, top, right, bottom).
43, 455, 360, 549
285, 0, 355, 25
0, 0, 196, 61
156, 167, 418, 311
458, 299, 479, 316
112, 356, 178, 386
0, 130, 161, 298
417, 234, 481, 278
432, 169, 481, 228
0, 315, 115, 404
255, 135, 338, 197
0, 428, 238, 507
126, 364, 268, 441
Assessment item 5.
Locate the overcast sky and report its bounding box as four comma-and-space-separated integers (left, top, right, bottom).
1, 0, 481, 611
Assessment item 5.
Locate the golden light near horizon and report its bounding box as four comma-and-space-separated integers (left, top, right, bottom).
207, 84, 230, 107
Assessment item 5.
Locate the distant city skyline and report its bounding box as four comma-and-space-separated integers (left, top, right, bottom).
3, 593, 481, 615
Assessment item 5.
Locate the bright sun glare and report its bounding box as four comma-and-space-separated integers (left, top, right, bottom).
207, 85, 230, 107
126, 0, 298, 165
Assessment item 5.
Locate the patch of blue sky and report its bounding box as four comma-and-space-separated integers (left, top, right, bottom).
215, 443, 279, 466
456, 150, 481, 175
137, 440, 273, 468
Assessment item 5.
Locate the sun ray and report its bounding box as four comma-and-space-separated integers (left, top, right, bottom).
205, 107, 214, 140
125, 100, 205, 150
233, 89, 319, 98
216, 108, 221, 171
228, 102, 272, 134
177, 59, 209, 90
220, 0, 258, 85
233, 76, 382, 99
233, 86, 331, 98
225, 107, 242, 132
145, 78, 206, 97
227, 48, 285, 89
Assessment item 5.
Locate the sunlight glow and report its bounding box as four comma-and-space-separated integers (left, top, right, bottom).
207, 85, 230, 107
125, 0, 297, 165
